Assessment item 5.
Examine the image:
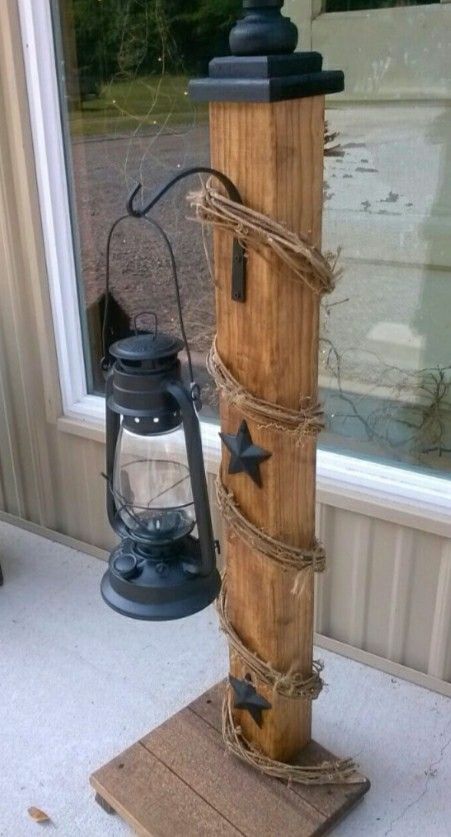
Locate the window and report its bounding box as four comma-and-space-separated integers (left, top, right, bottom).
22, 1, 451, 486
50, 0, 241, 409
314, 0, 451, 475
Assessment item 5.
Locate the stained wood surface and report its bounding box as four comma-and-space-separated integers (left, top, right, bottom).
209, 97, 325, 759
90, 682, 370, 837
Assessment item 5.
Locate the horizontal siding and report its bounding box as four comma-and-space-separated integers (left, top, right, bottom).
209, 473, 451, 684
314, 504, 451, 682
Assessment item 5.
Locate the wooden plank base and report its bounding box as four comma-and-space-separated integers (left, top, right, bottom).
90, 683, 370, 836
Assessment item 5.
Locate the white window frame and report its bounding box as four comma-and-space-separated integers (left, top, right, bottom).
17, 0, 451, 538
18, 0, 93, 422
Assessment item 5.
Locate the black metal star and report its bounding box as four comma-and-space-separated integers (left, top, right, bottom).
220, 420, 271, 487
230, 675, 272, 727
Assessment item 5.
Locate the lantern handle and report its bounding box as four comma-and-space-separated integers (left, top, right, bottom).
126, 166, 246, 303
103, 213, 196, 386
133, 311, 158, 338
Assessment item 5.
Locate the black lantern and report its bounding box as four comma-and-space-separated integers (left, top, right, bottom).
102, 328, 221, 621
100, 168, 245, 621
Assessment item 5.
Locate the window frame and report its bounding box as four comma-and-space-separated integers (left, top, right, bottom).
17, 0, 451, 538
19, 0, 89, 420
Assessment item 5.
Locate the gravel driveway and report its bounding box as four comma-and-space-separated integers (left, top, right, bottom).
72, 123, 216, 395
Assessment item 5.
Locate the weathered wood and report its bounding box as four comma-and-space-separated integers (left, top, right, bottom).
90, 737, 241, 837
142, 711, 323, 835
209, 97, 325, 760
90, 682, 370, 837
191, 683, 369, 823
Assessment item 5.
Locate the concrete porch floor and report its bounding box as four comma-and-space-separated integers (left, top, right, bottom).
0, 518, 450, 836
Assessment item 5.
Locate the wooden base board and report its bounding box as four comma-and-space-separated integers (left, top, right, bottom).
90, 683, 370, 836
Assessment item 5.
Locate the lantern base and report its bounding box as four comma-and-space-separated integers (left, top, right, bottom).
91, 681, 370, 835
101, 538, 221, 621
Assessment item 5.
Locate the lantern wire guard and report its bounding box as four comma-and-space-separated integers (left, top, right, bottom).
103, 211, 199, 541
101, 168, 246, 547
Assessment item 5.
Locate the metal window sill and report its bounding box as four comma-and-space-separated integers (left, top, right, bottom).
57, 395, 451, 538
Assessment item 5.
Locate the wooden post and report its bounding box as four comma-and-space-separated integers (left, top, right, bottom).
210, 96, 324, 761
191, 2, 344, 763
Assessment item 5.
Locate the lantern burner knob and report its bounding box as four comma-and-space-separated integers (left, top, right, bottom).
113, 553, 140, 580
102, 538, 221, 621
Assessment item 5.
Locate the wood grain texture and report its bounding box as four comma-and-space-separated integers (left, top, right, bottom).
142, 711, 323, 835
209, 97, 325, 759
91, 741, 241, 837
91, 682, 370, 837
191, 684, 370, 825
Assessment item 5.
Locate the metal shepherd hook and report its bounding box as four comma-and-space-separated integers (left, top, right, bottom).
102, 167, 247, 376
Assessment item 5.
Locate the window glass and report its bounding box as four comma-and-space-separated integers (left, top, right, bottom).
317, 3, 451, 474
52, 1, 451, 475
320, 103, 451, 473
51, 0, 241, 407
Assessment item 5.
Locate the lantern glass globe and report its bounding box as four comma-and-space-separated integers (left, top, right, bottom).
113, 424, 195, 545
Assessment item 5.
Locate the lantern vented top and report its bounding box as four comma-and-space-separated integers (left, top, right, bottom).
110, 333, 184, 364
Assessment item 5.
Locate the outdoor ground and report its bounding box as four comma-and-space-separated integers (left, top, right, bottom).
71, 78, 213, 363
72, 116, 215, 399
71, 76, 202, 138
1, 517, 451, 836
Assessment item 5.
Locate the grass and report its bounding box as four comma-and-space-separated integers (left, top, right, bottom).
69, 73, 208, 138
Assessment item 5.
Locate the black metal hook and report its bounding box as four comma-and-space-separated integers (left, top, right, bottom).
126, 166, 246, 303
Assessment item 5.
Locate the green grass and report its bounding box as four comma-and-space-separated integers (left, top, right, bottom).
69, 74, 207, 138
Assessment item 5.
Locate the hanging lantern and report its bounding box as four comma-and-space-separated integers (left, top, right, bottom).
102, 326, 221, 621
100, 166, 245, 621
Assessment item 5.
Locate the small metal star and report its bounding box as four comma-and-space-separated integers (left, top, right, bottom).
230, 675, 272, 727
220, 420, 271, 487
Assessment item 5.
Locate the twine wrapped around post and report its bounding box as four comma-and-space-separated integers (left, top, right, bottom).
218, 575, 324, 699
222, 687, 358, 786
207, 338, 325, 445
188, 182, 340, 296
189, 180, 357, 783
216, 479, 326, 578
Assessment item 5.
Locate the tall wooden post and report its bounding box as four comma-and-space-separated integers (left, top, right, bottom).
211, 98, 322, 761
191, 1, 344, 762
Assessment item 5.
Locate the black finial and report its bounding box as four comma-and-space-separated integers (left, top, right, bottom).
189, 0, 344, 103
230, 0, 298, 57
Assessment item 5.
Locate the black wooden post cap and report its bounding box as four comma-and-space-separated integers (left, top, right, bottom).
189, 0, 344, 104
